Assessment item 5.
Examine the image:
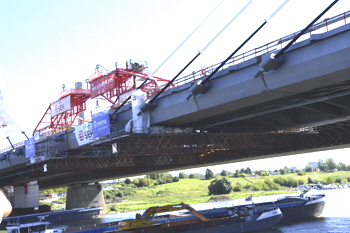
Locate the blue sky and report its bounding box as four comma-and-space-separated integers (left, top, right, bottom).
1, 0, 350, 172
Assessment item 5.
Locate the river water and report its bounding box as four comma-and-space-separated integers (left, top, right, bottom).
7, 188, 350, 233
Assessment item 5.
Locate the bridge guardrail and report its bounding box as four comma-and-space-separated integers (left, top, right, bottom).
0, 141, 25, 154
148, 10, 350, 96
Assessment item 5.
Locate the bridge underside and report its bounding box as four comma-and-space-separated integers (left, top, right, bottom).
191, 77, 350, 132
1, 120, 350, 189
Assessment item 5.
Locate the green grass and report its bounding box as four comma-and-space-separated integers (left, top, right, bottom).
106, 171, 350, 213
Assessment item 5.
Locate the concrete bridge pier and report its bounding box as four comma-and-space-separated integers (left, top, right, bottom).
66, 183, 106, 213
13, 182, 39, 209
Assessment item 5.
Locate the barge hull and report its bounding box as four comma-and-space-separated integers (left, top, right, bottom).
130, 214, 282, 233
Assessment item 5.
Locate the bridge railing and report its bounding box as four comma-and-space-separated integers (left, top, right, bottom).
148, 10, 350, 96
0, 141, 25, 154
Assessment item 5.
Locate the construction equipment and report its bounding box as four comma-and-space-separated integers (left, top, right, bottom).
118, 202, 207, 230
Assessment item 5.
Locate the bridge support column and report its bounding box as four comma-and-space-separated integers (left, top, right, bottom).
66, 183, 105, 214
13, 182, 39, 208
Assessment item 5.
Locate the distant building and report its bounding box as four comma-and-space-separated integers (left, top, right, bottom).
307, 162, 318, 169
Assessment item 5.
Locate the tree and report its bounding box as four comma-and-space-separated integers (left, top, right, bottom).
208, 177, 233, 195
233, 171, 240, 178
147, 173, 160, 180
304, 165, 313, 172
135, 178, 151, 187
255, 170, 263, 176
157, 175, 173, 184
148, 173, 172, 180
245, 167, 252, 174
318, 159, 327, 172
173, 176, 180, 182
205, 168, 214, 180
132, 178, 139, 186
179, 172, 188, 179
283, 166, 291, 174
220, 170, 229, 176
337, 162, 348, 171
326, 158, 337, 171
189, 173, 195, 179
124, 178, 132, 184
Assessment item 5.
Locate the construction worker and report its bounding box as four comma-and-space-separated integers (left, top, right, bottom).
0, 190, 12, 223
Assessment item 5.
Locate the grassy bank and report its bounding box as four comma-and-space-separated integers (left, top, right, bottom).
41, 171, 350, 213
105, 171, 350, 212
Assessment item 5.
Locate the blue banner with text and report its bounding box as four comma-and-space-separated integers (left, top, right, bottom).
25, 137, 36, 158
92, 111, 110, 138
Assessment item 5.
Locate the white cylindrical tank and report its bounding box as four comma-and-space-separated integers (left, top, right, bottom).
131, 90, 147, 133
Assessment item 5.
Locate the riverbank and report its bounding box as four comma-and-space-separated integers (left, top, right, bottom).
103, 171, 350, 213
39, 171, 350, 214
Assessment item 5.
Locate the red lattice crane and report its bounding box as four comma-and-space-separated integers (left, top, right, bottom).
33, 87, 90, 136
89, 61, 170, 104
33, 60, 170, 136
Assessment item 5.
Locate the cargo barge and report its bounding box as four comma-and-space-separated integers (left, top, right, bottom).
242, 192, 326, 223
121, 209, 282, 233
62, 203, 282, 233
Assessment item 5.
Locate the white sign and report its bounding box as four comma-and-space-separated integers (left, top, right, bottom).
75, 122, 94, 146
50, 96, 71, 117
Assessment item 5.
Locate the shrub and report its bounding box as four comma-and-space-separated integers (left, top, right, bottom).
264, 180, 281, 190
208, 177, 233, 195
134, 178, 151, 187
273, 177, 287, 186
173, 176, 180, 182
335, 177, 343, 184
244, 184, 252, 190
233, 184, 243, 192
251, 184, 261, 191
108, 204, 118, 212
261, 171, 270, 176
325, 176, 335, 184
308, 176, 314, 184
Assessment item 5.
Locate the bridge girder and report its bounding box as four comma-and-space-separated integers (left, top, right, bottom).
1, 124, 350, 189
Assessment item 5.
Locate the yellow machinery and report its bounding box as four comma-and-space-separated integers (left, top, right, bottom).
118, 202, 207, 230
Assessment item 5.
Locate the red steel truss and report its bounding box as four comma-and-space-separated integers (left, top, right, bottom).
89, 68, 169, 104
33, 62, 170, 135
33, 88, 90, 135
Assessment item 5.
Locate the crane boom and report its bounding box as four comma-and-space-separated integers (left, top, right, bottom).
118, 202, 207, 230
